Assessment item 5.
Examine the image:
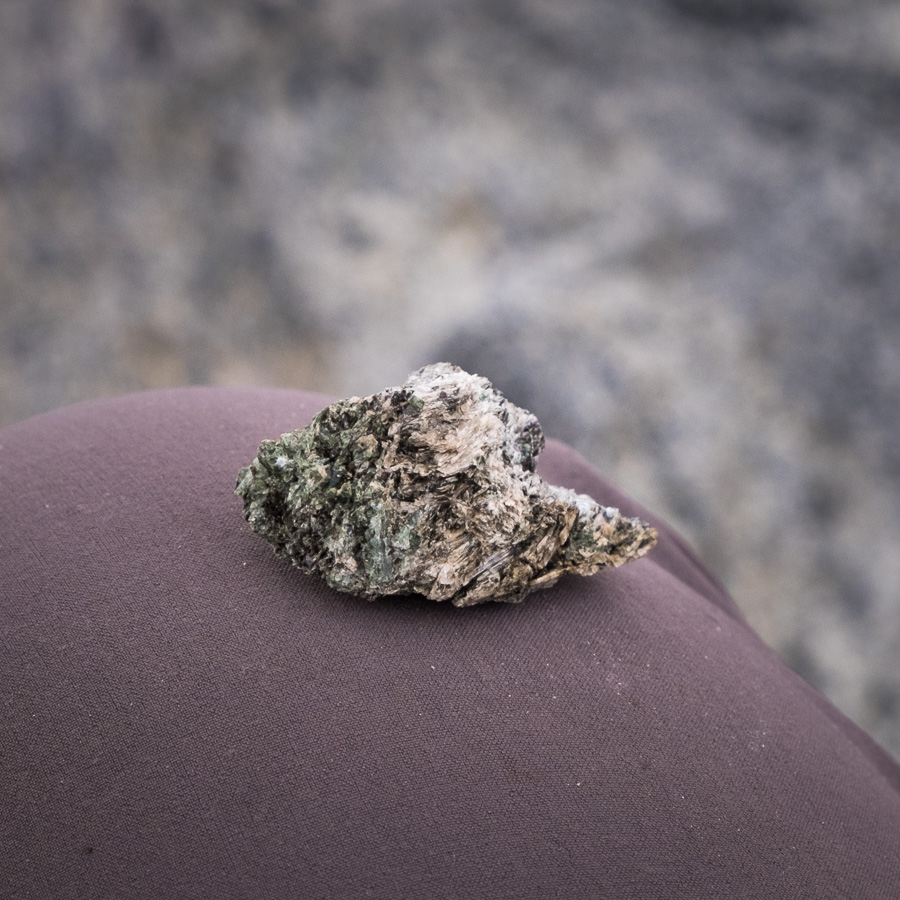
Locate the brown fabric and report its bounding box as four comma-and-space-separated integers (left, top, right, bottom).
1, 387, 899, 900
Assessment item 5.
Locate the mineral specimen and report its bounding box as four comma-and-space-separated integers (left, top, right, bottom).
235, 363, 657, 606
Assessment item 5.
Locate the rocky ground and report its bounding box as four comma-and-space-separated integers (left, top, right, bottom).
2, 0, 899, 754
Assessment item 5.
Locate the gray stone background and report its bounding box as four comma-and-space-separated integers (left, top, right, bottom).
2, 0, 899, 755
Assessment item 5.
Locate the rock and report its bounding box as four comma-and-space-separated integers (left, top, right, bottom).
236, 364, 657, 605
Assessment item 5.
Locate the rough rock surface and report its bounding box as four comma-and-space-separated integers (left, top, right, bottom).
236, 364, 656, 605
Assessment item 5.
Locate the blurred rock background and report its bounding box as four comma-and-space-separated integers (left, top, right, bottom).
1, 0, 899, 754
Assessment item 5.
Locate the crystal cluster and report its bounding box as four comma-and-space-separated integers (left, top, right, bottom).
236, 364, 657, 606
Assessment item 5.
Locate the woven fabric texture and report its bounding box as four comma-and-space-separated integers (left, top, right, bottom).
2, 387, 899, 899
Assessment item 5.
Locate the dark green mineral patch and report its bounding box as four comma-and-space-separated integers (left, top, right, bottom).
235, 363, 657, 606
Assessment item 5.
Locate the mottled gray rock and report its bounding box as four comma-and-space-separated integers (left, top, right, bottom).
3, 0, 900, 750
236, 364, 656, 605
